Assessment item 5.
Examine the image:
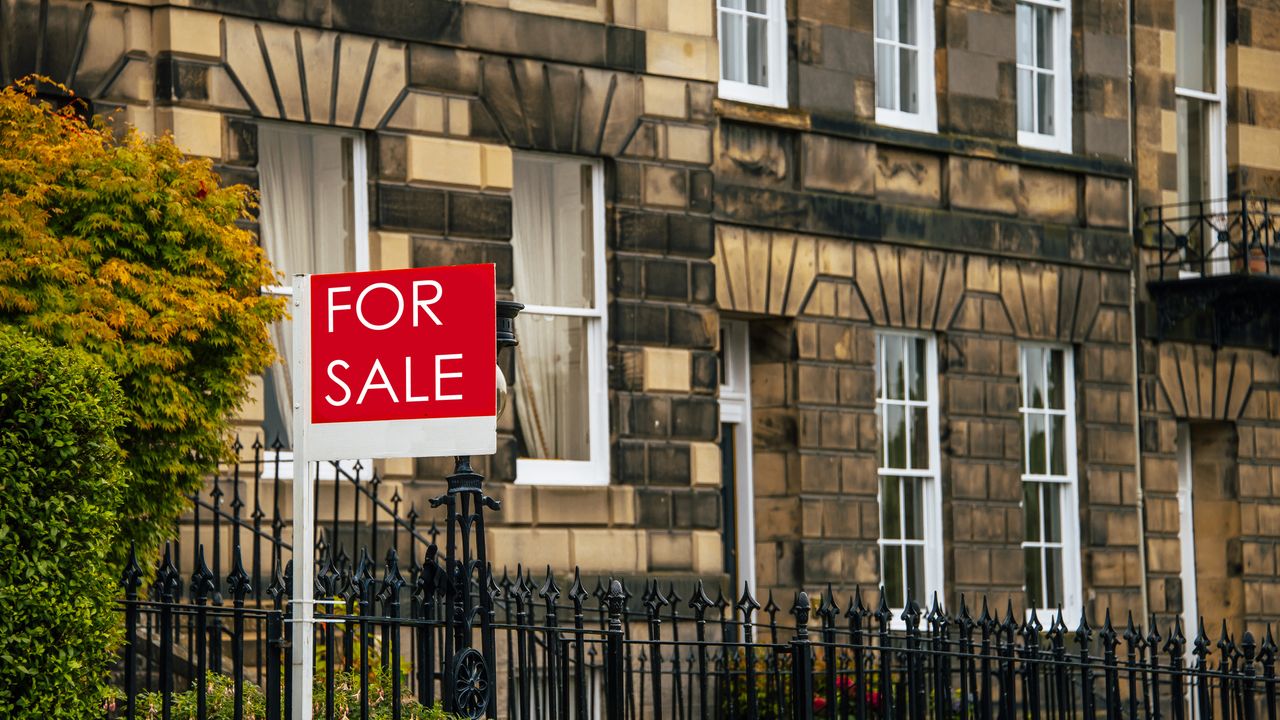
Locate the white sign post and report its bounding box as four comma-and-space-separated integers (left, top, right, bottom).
289, 265, 497, 720
289, 275, 315, 720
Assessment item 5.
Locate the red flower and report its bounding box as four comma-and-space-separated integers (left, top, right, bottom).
813, 696, 827, 712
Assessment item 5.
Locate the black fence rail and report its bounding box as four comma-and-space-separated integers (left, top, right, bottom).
107, 443, 1280, 719
1144, 194, 1280, 281
111, 543, 1280, 719
174, 436, 441, 607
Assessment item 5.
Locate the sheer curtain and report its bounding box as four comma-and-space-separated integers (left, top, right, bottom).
512, 159, 557, 459
257, 125, 353, 447
511, 157, 593, 461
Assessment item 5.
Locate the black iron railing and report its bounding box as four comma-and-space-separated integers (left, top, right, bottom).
112, 545, 1280, 719
108, 438, 1280, 719
1145, 194, 1280, 281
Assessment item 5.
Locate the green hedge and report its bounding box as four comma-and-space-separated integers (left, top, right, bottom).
0, 326, 126, 719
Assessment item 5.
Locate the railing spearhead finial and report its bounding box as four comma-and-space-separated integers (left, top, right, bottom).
227, 545, 252, 603
791, 591, 810, 640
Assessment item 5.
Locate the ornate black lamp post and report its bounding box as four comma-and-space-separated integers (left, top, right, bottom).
433, 299, 522, 719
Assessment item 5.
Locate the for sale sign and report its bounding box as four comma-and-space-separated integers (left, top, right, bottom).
292, 264, 497, 461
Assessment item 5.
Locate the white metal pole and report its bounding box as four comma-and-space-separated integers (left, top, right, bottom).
290, 274, 315, 720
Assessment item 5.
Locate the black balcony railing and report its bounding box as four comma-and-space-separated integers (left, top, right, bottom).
1144, 194, 1280, 281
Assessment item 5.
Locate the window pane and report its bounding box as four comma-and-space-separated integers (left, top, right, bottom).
720, 11, 745, 83
881, 336, 906, 400
745, 0, 767, 11
515, 314, 593, 461
876, 0, 895, 40
1046, 349, 1066, 409
720, 0, 745, 9
1023, 346, 1045, 408
899, 46, 919, 113
1049, 416, 1067, 475
1027, 414, 1047, 474
1043, 484, 1063, 541
881, 477, 903, 539
1016, 3, 1032, 65
876, 42, 897, 109
1024, 483, 1042, 542
905, 545, 926, 606
1034, 6, 1054, 70
1176, 0, 1215, 92
884, 547, 905, 608
1176, 96, 1214, 207
910, 407, 929, 469
903, 477, 925, 539
908, 337, 927, 400
897, 0, 916, 44
1017, 68, 1035, 133
512, 157, 596, 309
1036, 72, 1055, 135
1025, 547, 1044, 608
1044, 548, 1064, 606
884, 405, 907, 469
747, 15, 769, 86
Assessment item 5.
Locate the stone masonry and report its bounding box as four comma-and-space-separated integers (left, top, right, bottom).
2, 0, 1278, 631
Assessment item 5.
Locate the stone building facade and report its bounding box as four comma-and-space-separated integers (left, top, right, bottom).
1, 0, 1277, 633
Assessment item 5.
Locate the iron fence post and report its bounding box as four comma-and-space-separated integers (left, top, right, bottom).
228, 547, 252, 720
122, 549, 143, 720
1077, 608, 1096, 720
266, 608, 284, 720
1261, 628, 1277, 719
1101, 611, 1120, 720
605, 579, 626, 720
1242, 630, 1258, 720
157, 545, 178, 720
1193, 619, 1212, 720
790, 591, 814, 720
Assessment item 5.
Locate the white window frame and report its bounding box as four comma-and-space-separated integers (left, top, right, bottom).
1174, 0, 1229, 276
258, 125, 370, 480
719, 320, 757, 597
513, 155, 609, 487
716, 0, 789, 108
874, 331, 944, 619
1175, 423, 1199, 668
1016, 0, 1073, 153
874, 0, 937, 133
1018, 344, 1082, 624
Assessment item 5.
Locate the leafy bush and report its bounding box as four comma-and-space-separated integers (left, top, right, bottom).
0, 327, 126, 719
132, 669, 465, 720
0, 78, 285, 563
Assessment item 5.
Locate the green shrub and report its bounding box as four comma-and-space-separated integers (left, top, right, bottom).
0, 78, 285, 564
133, 670, 465, 720
0, 326, 126, 719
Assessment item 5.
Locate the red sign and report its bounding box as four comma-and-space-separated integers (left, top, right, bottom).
308, 264, 496, 425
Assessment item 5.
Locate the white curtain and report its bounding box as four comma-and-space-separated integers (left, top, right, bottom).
257, 125, 353, 447
511, 157, 592, 461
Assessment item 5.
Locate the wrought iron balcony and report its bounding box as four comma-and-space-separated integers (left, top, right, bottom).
1143, 195, 1280, 351
1145, 194, 1280, 280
